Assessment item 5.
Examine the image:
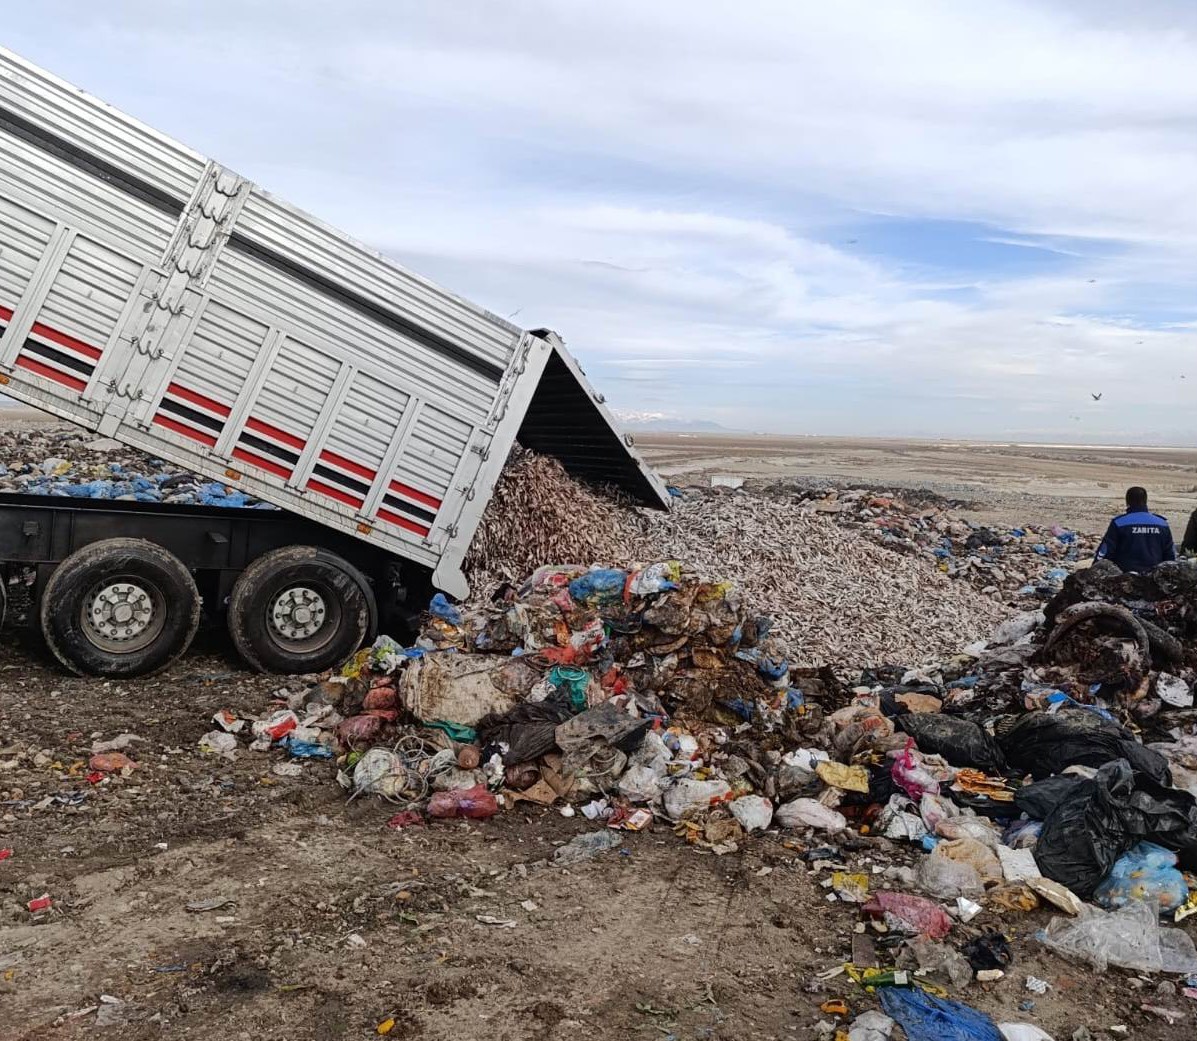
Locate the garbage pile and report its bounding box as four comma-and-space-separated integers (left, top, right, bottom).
0, 425, 273, 507
769, 485, 1099, 603
208, 555, 1197, 1036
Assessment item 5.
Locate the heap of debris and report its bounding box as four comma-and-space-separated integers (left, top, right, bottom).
771, 485, 1099, 603
0, 424, 271, 507
207, 552, 1197, 1037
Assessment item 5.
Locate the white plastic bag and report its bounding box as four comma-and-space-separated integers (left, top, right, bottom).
663, 778, 730, 820
775, 797, 846, 832
730, 795, 773, 832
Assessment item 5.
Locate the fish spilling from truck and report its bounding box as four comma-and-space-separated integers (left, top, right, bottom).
0, 47, 668, 677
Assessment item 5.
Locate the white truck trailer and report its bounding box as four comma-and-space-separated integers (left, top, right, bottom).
0, 48, 668, 676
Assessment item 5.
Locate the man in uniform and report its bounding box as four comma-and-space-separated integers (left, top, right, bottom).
1095, 486, 1175, 572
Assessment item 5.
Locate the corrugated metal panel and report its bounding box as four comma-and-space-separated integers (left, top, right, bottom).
207, 253, 499, 424
0, 196, 54, 308
255, 337, 337, 439
35, 236, 141, 349
235, 192, 519, 371
0, 132, 174, 258
0, 47, 204, 204
324, 372, 407, 472
394, 404, 473, 503
174, 301, 267, 407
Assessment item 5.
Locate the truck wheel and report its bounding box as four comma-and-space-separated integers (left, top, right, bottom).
227, 546, 374, 673
41, 539, 201, 677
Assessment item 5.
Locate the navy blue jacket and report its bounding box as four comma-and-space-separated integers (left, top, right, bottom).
1096, 510, 1175, 573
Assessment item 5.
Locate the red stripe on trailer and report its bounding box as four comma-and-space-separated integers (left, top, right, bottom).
28, 321, 102, 361
376, 507, 431, 537
387, 479, 441, 510
0, 305, 13, 321
166, 382, 231, 417
15, 355, 87, 391
152, 413, 217, 447
306, 479, 364, 508
318, 449, 375, 481
244, 417, 306, 451
232, 447, 292, 479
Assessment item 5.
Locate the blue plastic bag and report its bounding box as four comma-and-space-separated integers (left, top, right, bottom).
1095, 841, 1189, 913
568, 568, 628, 605
428, 592, 462, 626
880, 988, 1003, 1041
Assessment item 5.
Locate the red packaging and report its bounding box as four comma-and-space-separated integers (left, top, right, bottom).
427, 784, 499, 820
386, 810, 425, 830
88, 752, 136, 773
862, 891, 952, 939
27, 893, 51, 913
0, 848, 12, 861
363, 685, 398, 711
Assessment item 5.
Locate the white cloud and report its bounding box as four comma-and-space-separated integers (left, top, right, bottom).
5, 1, 1197, 440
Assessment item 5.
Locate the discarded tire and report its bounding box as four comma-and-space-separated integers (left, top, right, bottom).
228, 546, 373, 673
41, 538, 200, 677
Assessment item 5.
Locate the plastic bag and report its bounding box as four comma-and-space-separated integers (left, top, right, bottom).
663, 778, 731, 820
996, 845, 1040, 884
1039, 898, 1197, 973
863, 891, 953, 939
816, 760, 871, 793
878, 794, 928, 842
1093, 841, 1188, 913
775, 797, 847, 832
1032, 759, 1135, 898
998, 709, 1170, 784
427, 783, 499, 820
848, 1011, 895, 1041
879, 986, 1003, 1041
628, 561, 681, 597
730, 795, 773, 832
936, 816, 1000, 850
352, 748, 409, 799
933, 837, 1002, 885
568, 568, 628, 606
998, 1026, 1056, 1041
428, 592, 462, 626
892, 741, 941, 799
917, 853, 983, 900
896, 714, 1007, 775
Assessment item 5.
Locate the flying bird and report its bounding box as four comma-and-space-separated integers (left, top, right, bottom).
1091, 392, 1103, 401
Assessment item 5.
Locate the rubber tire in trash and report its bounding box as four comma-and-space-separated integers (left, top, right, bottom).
41, 538, 201, 677
227, 546, 374, 673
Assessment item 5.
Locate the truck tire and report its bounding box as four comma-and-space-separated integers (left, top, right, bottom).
227, 546, 374, 673
41, 539, 201, 677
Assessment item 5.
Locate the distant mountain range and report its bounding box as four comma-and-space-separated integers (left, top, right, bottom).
614, 410, 731, 433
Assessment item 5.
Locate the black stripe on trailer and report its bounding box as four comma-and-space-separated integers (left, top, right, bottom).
237, 430, 300, 465
22, 338, 94, 376
381, 494, 437, 525
0, 103, 186, 218
158, 397, 226, 433
310, 463, 371, 497
226, 233, 506, 384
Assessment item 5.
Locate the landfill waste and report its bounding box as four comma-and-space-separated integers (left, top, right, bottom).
1094, 842, 1189, 913
879, 987, 1004, 1041
0, 426, 276, 508
1039, 899, 1197, 973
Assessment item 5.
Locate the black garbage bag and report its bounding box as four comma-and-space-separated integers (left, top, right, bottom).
895, 714, 1007, 775
998, 709, 1171, 785
476, 697, 574, 764
1033, 760, 1136, 898
1121, 772, 1197, 851
1014, 774, 1090, 820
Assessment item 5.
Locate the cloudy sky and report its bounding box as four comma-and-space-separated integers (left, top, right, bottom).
8, 2, 1197, 440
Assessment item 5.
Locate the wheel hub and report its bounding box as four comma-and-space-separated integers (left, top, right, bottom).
88, 582, 155, 642
270, 587, 327, 641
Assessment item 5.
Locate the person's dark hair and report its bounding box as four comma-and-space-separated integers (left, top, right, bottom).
1126, 486, 1148, 511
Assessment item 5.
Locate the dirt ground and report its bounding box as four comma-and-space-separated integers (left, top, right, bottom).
2, 417, 1197, 1039
638, 433, 1197, 538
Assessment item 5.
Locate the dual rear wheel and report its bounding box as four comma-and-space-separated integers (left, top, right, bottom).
40, 539, 374, 677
